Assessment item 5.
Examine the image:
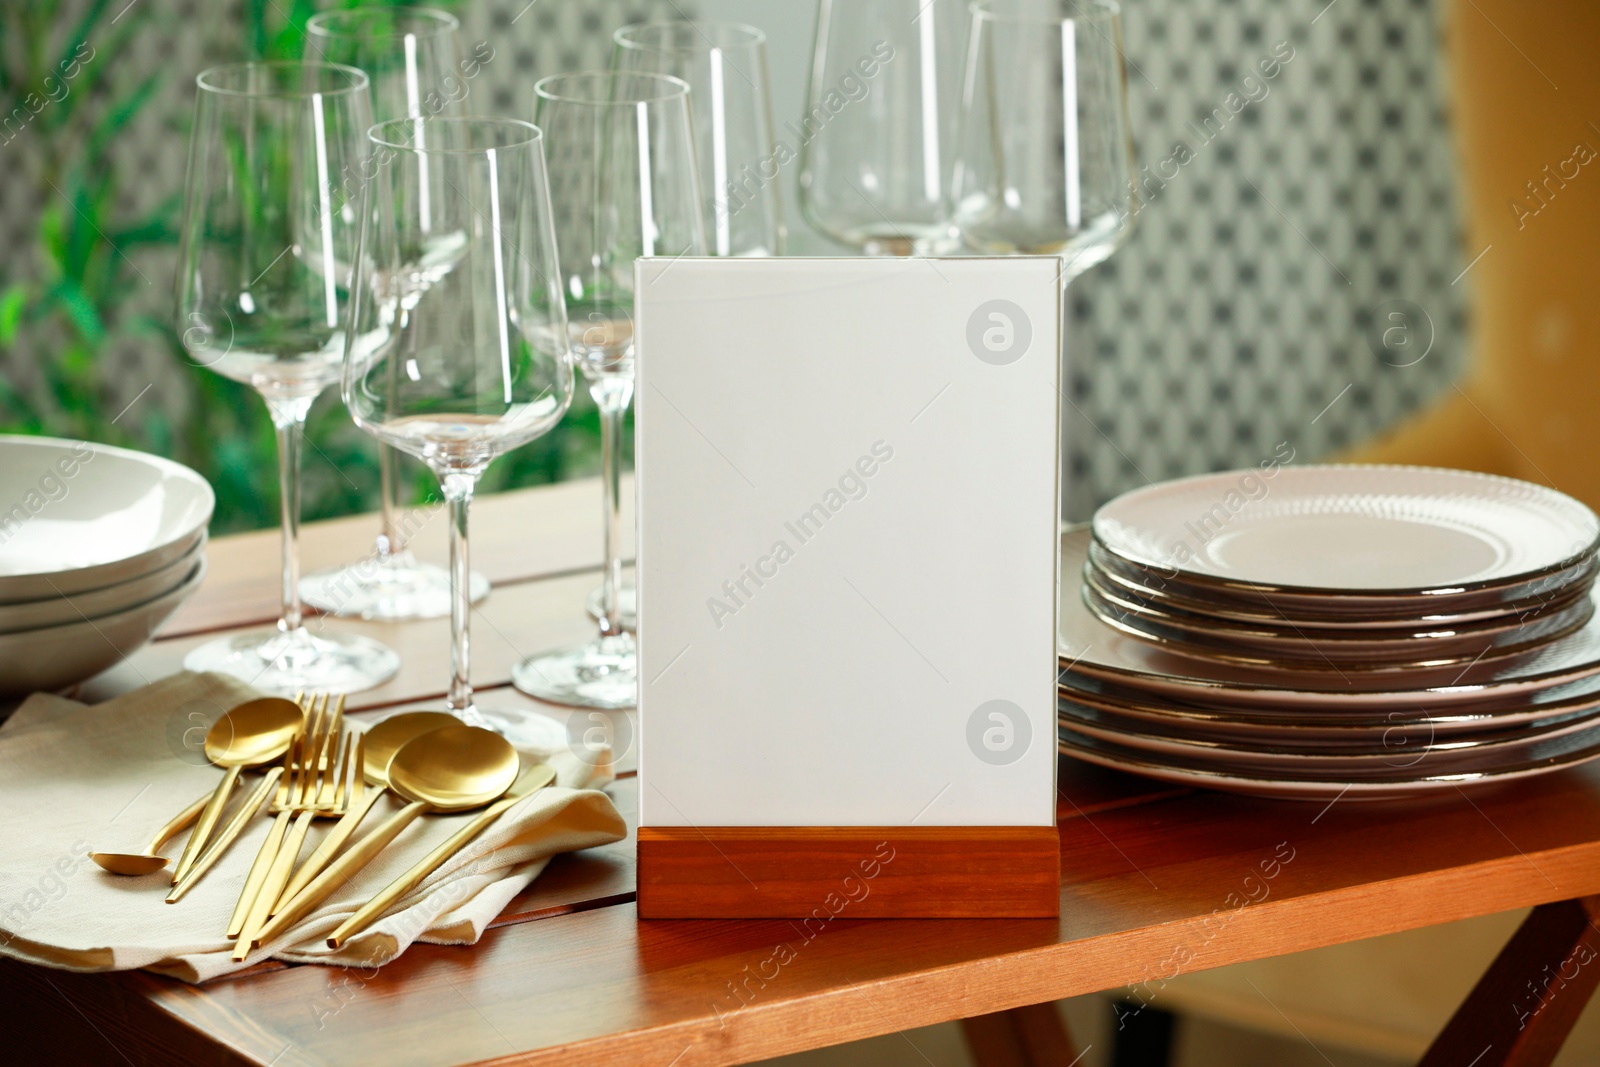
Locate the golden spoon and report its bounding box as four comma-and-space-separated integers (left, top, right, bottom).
270, 711, 460, 912
326, 762, 555, 949
90, 786, 229, 877
249, 725, 518, 953
360, 712, 461, 776
171, 696, 303, 884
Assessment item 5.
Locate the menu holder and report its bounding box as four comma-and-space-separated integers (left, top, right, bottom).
633, 256, 1063, 918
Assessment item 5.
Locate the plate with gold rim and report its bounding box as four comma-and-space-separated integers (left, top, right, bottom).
1091, 465, 1599, 600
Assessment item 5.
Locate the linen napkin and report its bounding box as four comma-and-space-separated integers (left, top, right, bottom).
0, 672, 625, 983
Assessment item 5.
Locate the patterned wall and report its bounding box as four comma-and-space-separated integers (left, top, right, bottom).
1063, 0, 1471, 516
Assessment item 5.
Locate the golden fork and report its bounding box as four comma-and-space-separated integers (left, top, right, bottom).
225, 694, 332, 938
231, 695, 354, 958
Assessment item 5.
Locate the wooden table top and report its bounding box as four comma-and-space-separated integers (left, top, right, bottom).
9, 478, 1600, 1067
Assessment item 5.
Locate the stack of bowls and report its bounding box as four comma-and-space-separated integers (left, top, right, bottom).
0, 436, 213, 694
1058, 465, 1600, 800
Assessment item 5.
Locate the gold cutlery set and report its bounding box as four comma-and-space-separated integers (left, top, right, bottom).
90, 694, 542, 959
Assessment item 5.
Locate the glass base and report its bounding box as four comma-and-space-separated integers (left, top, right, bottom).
183, 626, 399, 696
457, 703, 571, 753
512, 634, 636, 710
366, 700, 570, 755
584, 581, 636, 633
300, 551, 489, 621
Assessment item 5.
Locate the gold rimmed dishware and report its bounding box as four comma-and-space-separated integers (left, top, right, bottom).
1059, 692, 1600, 765
1086, 554, 1596, 650
1056, 720, 1600, 801
1059, 528, 1600, 709
1089, 465, 1600, 609
1088, 537, 1599, 630
1080, 570, 1596, 674
1057, 487, 1600, 797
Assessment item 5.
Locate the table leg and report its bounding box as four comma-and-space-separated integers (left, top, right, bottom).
1419, 895, 1600, 1067
960, 1001, 1079, 1066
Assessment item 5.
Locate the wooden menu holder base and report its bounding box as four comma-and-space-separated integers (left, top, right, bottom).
636, 826, 1061, 919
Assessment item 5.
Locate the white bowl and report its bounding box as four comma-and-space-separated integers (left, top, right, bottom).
0, 538, 206, 634
0, 436, 213, 604
0, 556, 206, 695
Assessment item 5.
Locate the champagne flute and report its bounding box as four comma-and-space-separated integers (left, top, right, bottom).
299, 5, 491, 621
950, 0, 1137, 280
343, 116, 574, 746
797, 0, 967, 255
176, 61, 399, 694
512, 72, 706, 711
602, 19, 787, 632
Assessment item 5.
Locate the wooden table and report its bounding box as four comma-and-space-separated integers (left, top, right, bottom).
4, 478, 1600, 1066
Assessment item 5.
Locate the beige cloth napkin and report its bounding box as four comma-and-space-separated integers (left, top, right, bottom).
0, 672, 625, 983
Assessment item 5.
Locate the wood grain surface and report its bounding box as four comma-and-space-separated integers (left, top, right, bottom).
5, 481, 1600, 1066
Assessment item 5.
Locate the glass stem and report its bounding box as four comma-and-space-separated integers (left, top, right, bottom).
266, 397, 314, 636
377, 444, 404, 559
592, 377, 633, 638
441, 471, 483, 722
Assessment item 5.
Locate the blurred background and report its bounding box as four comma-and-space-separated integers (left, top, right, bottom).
6, 1, 1600, 1064
0, 0, 1471, 533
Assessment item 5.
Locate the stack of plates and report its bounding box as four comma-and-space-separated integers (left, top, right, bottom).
1058, 465, 1600, 800
0, 436, 213, 695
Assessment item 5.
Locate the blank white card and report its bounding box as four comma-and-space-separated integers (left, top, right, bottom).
635, 256, 1062, 827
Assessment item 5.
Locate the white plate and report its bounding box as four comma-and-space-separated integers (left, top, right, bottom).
1084, 563, 1593, 658
1060, 671, 1600, 733
1058, 722, 1600, 801
1082, 573, 1594, 671
1093, 464, 1599, 595
1088, 542, 1597, 628
0, 538, 204, 634
0, 556, 205, 695
1059, 528, 1600, 709
1058, 699, 1600, 769
0, 436, 213, 603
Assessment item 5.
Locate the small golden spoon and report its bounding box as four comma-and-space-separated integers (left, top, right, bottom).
89, 786, 229, 877
171, 696, 303, 884
249, 725, 517, 953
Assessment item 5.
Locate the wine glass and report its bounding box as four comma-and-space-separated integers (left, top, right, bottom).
176, 61, 399, 694
343, 116, 574, 746
602, 19, 787, 633
614, 20, 786, 257
950, 0, 1137, 281
299, 5, 491, 621
797, 0, 967, 255
512, 72, 706, 711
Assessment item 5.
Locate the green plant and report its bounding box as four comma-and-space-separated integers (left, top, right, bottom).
0, 0, 176, 443
0, 0, 605, 536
